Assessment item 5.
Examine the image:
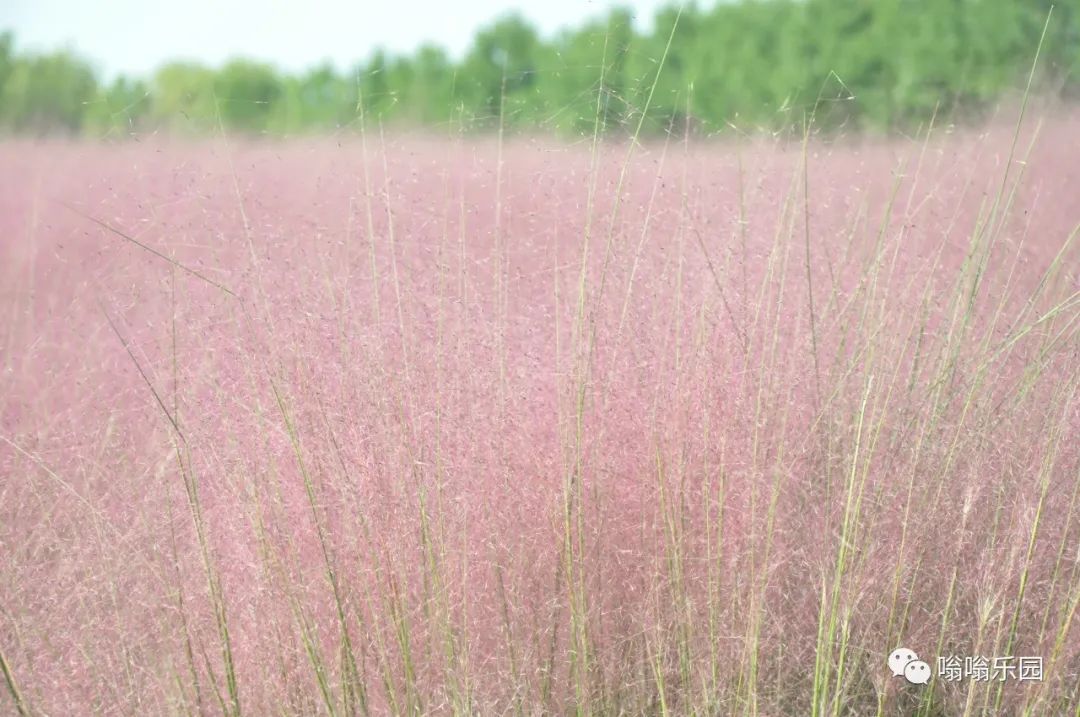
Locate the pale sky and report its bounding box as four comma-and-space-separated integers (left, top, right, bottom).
1, 0, 678, 80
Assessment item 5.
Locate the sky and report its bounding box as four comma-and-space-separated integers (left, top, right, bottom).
1, 0, 676, 80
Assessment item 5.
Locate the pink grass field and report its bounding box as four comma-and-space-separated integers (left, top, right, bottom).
1, 115, 1078, 715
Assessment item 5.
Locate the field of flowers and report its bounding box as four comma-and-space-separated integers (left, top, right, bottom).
1, 112, 1078, 714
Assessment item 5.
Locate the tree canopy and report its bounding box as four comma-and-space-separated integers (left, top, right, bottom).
0, 0, 1076, 138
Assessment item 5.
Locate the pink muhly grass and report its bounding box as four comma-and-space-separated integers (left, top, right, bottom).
0, 109, 1077, 715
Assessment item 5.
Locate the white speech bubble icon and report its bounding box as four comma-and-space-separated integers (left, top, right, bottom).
888, 647, 918, 677
904, 659, 932, 685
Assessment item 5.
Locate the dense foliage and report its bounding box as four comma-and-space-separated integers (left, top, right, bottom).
1, 0, 1077, 137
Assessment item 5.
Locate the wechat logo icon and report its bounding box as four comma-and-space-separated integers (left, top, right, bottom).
889, 647, 931, 685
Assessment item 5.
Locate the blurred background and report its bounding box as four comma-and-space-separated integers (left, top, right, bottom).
0, 0, 1077, 138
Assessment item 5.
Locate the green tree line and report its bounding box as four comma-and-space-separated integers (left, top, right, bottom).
1, 0, 1078, 138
